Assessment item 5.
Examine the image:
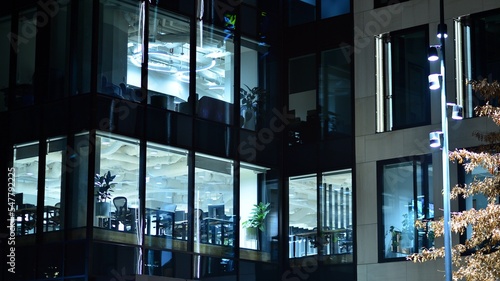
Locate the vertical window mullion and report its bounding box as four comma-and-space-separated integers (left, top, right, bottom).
385, 37, 393, 131
375, 35, 385, 133
463, 21, 473, 118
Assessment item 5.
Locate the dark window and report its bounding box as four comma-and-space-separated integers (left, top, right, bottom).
374, 0, 409, 9
378, 26, 430, 131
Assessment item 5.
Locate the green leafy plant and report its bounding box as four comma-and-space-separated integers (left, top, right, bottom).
94, 171, 116, 202
242, 202, 270, 232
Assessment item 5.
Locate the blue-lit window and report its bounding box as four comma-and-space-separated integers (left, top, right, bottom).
289, 0, 350, 26
378, 155, 434, 260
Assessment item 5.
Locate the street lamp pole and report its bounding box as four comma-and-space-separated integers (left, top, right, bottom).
438, 0, 453, 280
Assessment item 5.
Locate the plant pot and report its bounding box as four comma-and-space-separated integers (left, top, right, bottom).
95, 202, 111, 217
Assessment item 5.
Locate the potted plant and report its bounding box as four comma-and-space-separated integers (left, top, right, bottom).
240, 85, 266, 130
94, 171, 116, 217
389, 225, 401, 253
242, 202, 270, 250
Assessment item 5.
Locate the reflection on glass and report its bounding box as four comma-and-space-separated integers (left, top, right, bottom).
195, 25, 234, 124
98, 0, 142, 100
145, 142, 188, 250
14, 8, 37, 108
67, 133, 89, 228
145, 7, 190, 110
48, 0, 70, 101
321, 0, 350, 19
288, 54, 316, 145
0, 16, 10, 111
390, 27, 429, 129
320, 48, 352, 138
94, 134, 140, 241
240, 38, 268, 130
288, 0, 316, 26
194, 153, 234, 255
14, 142, 39, 235
44, 138, 66, 232
71, 0, 92, 95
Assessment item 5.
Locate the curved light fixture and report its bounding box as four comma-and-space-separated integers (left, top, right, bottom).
428, 46, 439, 61
429, 131, 443, 148
428, 74, 441, 90
451, 104, 463, 120
437, 23, 448, 39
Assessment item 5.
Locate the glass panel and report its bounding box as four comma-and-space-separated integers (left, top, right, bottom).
193, 255, 236, 280
94, 134, 140, 243
0, 15, 10, 111
144, 249, 191, 278
14, 142, 39, 236
196, 24, 234, 125
240, 38, 269, 131
71, 0, 92, 95
321, 0, 350, 19
98, 0, 142, 100
288, 54, 316, 145
289, 174, 317, 258
145, 142, 188, 251
390, 27, 430, 129
194, 153, 235, 256
44, 137, 66, 232
289, 0, 316, 26
320, 170, 353, 262
382, 161, 414, 258
47, 0, 70, 101
463, 166, 489, 240
320, 48, 352, 139
469, 10, 500, 110
67, 133, 89, 228
239, 164, 271, 256
14, 8, 37, 108
147, 6, 190, 111
91, 242, 139, 276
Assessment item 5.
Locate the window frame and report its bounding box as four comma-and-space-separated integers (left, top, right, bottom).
377, 154, 433, 262
376, 25, 431, 132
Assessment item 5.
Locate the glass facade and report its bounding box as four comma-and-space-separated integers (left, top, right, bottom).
378, 155, 434, 260
288, 170, 353, 262
2, 0, 355, 280
13, 141, 39, 235
0, 15, 10, 111
14, 8, 37, 109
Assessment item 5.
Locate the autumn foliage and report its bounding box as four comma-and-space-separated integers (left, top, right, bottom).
407, 80, 500, 281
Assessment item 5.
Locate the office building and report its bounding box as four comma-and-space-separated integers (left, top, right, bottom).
0, 0, 499, 280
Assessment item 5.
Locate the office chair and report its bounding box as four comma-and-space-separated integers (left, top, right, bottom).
113, 196, 133, 231
157, 204, 176, 236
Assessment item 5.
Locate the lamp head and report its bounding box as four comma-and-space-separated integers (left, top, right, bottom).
428, 74, 441, 90
428, 46, 439, 61
437, 23, 448, 39
452, 104, 463, 120
429, 131, 443, 148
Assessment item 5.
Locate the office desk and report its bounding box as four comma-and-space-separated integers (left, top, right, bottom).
15, 205, 60, 234
291, 229, 352, 257
146, 208, 175, 236
202, 217, 234, 245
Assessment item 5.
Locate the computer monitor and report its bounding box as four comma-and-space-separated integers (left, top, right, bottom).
207, 204, 225, 219
15, 193, 23, 210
